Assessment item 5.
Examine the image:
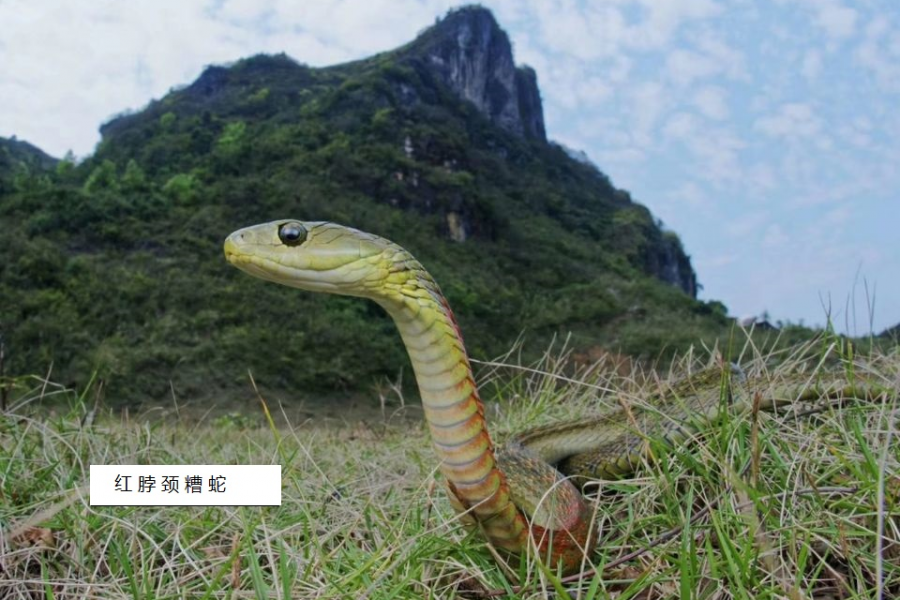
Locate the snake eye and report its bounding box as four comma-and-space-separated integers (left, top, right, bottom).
278, 222, 307, 246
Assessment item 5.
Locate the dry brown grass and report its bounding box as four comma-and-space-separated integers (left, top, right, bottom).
1, 336, 898, 599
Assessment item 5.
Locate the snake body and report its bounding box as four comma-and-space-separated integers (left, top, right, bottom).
224, 220, 888, 574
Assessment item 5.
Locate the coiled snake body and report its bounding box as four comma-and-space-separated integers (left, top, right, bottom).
225, 220, 887, 574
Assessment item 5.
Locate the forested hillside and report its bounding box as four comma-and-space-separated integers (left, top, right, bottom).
1, 7, 738, 405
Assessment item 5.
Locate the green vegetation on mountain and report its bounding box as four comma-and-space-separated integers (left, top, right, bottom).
1, 7, 754, 406
0, 136, 58, 195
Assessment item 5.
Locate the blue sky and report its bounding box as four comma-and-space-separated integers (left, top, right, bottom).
2, 0, 898, 334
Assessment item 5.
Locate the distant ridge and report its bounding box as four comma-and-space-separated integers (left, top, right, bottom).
0, 135, 58, 192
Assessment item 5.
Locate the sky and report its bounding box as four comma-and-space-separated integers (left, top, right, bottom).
2, 0, 898, 335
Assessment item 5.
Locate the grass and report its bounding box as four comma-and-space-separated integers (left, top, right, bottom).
1, 335, 898, 599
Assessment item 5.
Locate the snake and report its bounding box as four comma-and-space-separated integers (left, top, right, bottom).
224, 219, 891, 574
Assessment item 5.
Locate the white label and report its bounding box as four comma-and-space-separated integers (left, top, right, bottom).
89, 465, 281, 506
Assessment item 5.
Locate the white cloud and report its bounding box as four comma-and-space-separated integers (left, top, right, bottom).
665, 49, 720, 85
836, 119, 873, 149
669, 181, 712, 211
666, 123, 745, 185
801, 50, 822, 81
530, 0, 720, 59
814, 3, 857, 40
755, 102, 822, 138
662, 112, 699, 139
761, 223, 790, 249
694, 253, 739, 269
744, 163, 777, 195
595, 146, 646, 167
0, 0, 454, 156
779, 0, 858, 41
629, 81, 666, 145
628, 0, 722, 50
662, 32, 745, 88
218, 0, 271, 22
573, 76, 615, 105
823, 205, 852, 228
724, 210, 770, 239
0, 0, 255, 155
532, 2, 626, 61
855, 16, 900, 92
692, 85, 729, 119
693, 31, 747, 80
539, 61, 620, 110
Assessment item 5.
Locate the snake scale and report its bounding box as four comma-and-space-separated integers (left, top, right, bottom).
225, 220, 890, 574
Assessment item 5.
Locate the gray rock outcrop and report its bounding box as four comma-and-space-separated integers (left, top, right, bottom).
415, 6, 546, 141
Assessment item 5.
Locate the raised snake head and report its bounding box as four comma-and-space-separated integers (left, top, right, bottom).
224, 220, 433, 301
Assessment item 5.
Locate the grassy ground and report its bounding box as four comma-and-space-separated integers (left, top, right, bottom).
1, 337, 898, 599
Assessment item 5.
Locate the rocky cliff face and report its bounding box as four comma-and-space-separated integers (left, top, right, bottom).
411, 6, 546, 141
515, 66, 547, 140
650, 236, 698, 298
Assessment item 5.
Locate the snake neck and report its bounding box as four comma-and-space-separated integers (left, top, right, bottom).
370, 257, 528, 550
368, 250, 595, 568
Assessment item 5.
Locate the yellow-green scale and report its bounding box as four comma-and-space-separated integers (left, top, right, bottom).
375, 274, 528, 551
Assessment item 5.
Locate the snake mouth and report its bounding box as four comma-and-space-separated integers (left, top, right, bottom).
224, 241, 350, 293
223, 236, 243, 265
224, 236, 295, 281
